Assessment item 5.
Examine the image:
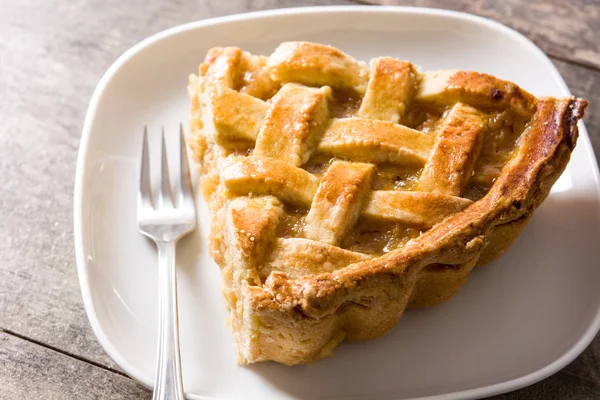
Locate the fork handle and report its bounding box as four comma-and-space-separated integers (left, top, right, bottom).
153, 241, 185, 400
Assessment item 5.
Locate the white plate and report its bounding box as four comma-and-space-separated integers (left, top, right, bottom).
74, 6, 600, 400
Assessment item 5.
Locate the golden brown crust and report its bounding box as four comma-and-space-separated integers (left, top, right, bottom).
318, 118, 434, 165
249, 97, 587, 316
188, 41, 589, 365
363, 191, 472, 228
358, 58, 419, 122
268, 42, 369, 91
254, 83, 331, 166
226, 196, 284, 271
221, 156, 319, 207
418, 103, 485, 195
304, 161, 374, 245
418, 70, 537, 117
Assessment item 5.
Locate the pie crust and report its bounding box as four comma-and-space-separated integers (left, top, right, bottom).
187, 42, 588, 365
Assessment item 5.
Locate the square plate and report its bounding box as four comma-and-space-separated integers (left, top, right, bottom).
74, 6, 600, 400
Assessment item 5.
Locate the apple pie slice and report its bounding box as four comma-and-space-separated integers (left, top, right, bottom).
187, 42, 588, 365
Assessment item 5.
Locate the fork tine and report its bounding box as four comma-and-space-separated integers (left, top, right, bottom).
178, 124, 194, 205
139, 126, 153, 209
159, 127, 174, 208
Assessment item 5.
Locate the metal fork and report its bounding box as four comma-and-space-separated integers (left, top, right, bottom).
138, 125, 196, 400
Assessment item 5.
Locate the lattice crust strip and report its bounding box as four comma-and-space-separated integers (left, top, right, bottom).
188, 40, 588, 365
254, 83, 331, 166
319, 118, 434, 165
418, 103, 485, 196
358, 57, 419, 122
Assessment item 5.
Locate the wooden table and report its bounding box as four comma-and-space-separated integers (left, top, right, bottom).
1, 1, 598, 398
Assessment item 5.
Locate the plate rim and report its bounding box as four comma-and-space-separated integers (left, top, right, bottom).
73, 5, 600, 400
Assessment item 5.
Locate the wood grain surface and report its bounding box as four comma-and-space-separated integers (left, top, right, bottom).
0, 0, 598, 399
0, 332, 151, 400
362, 0, 600, 70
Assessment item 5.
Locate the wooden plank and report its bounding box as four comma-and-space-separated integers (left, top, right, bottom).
0, 0, 353, 370
488, 344, 600, 399
363, 0, 600, 70
0, 332, 151, 399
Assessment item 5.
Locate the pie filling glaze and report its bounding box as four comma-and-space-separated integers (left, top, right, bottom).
187, 42, 588, 365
